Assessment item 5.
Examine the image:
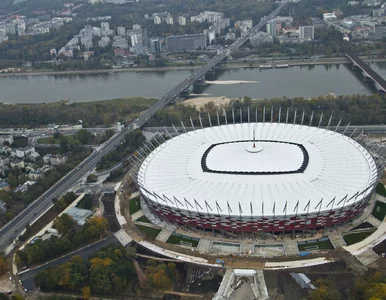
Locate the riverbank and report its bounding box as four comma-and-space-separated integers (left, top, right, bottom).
2, 56, 386, 78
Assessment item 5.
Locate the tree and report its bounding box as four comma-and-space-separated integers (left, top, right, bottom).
82, 286, 91, 300
7, 173, 18, 188
86, 173, 98, 183
54, 213, 75, 234
0, 255, 8, 276
310, 279, 341, 300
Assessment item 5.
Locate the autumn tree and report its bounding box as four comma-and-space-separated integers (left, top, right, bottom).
310, 278, 341, 300
350, 271, 386, 300
82, 286, 91, 300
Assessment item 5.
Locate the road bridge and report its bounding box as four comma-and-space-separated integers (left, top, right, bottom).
342, 44, 386, 92
0, 4, 286, 253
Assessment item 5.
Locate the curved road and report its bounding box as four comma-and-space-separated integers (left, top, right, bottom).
0, 4, 285, 252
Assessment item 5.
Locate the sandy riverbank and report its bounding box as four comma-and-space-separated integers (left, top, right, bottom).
182, 96, 231, 109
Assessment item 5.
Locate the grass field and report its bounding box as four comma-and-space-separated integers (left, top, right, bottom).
343, 229, 376, 246
136, 224, 161, 239
372, 200, 386, 221
136, 215, 150, 223
297, 238, 334, 251
129, 197, 141, 215
376, 183, 386, 197
166, 234, 200, 247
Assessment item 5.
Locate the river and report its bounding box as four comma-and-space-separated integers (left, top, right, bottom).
1, 62, 386, 104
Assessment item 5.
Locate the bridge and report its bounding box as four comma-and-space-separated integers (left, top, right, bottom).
0, 4, 286, 252
342, 44, 386, 92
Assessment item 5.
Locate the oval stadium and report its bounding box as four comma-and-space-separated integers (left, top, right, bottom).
133, 123, 381, 233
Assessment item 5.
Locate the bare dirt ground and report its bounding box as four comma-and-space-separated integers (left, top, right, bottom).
0, 274, 15, 293
182, 96, 231, 109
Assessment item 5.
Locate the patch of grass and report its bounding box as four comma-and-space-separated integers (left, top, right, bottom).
136, 215, 150, 223
38, 136, 69, 144
166, 233, 200, 247
136, 224, 161, 239
343, 229, 376, 246
77, 97, 158, 107
129, 197, 141, 215
297, 238, 334, 251
376, 183, 386, 197
372, 200, 386, 221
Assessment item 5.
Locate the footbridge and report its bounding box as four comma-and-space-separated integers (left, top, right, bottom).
342, 44, 386, 92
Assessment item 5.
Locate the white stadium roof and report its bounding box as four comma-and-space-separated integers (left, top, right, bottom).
137, 123, 378, 217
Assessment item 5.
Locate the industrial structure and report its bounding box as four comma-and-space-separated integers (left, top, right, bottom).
131, 115, 384, 234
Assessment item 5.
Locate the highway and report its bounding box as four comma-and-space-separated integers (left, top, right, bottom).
0, 4, 285, 252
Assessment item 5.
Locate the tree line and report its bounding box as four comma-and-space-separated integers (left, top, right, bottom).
34, 246, 136, 295
148, 93, 386, 127
16, 215, 108, 267
0, 97, 156, 128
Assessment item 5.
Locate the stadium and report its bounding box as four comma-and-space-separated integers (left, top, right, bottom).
132, 122, 383, 233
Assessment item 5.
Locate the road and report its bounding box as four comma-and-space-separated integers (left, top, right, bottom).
19, 236, 118, 291
0, 4, 285, 252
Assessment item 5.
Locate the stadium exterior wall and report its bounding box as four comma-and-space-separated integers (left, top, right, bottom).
138, 187, 373, 233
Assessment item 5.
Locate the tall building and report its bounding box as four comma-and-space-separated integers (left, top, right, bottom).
133, 24, 141, 30
178, 16, 186, 26
266, 21, 276, 37
299, 25, 314, 40
150, 38, 162, 53
117, 26, 126, 36
374, 24, 386, 39
166, 34, 206, 51
165, 16, 174, 25
101, 22, 110, 30
154, 16, 161, 24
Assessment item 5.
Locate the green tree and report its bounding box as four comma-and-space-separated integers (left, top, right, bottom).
54, 213, 75, 234
86, 174, 98, 183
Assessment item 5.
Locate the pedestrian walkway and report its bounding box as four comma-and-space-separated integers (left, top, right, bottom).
356, 249, 379, 266
329, 232, 346, 248
131, 210, 144, 221
130, 191, 140, 199
283, 239, 298, 255
115, 229, 133, 247
196, 239, 212, 253
156, 228, 174, 242
368, 214, 382, 227
255, 269, 269, 300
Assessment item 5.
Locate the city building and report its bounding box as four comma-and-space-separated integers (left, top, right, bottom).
133, 24, 141, 30
266, 21, 277, 37
374, 24, 386, 39
178, 16, 186, 26
235, 19, 253, 34
0, 134, 14, 145
0, 181, 9, 191
165, 16, 174, 25
98, 36, 110, 47
166, 34, 206, 51
49, 154, 67, 166
117, 26, 126, 36
154, 16, 161, 25
0, 200, 6, 214
299, 25, 315, 40
133, 123, 381, 233
323, 12, 337, 21
191, 11, 224, 24
112, 36, 129, 49
204, 29, 216, 44
66, 207, 93, 226
150, 37, 162, 53
250, 31, 274, 46
10, 158, 24, 169
101, 21, 110, 30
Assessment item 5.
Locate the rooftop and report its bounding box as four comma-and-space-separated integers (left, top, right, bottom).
138, 123, 377, 217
